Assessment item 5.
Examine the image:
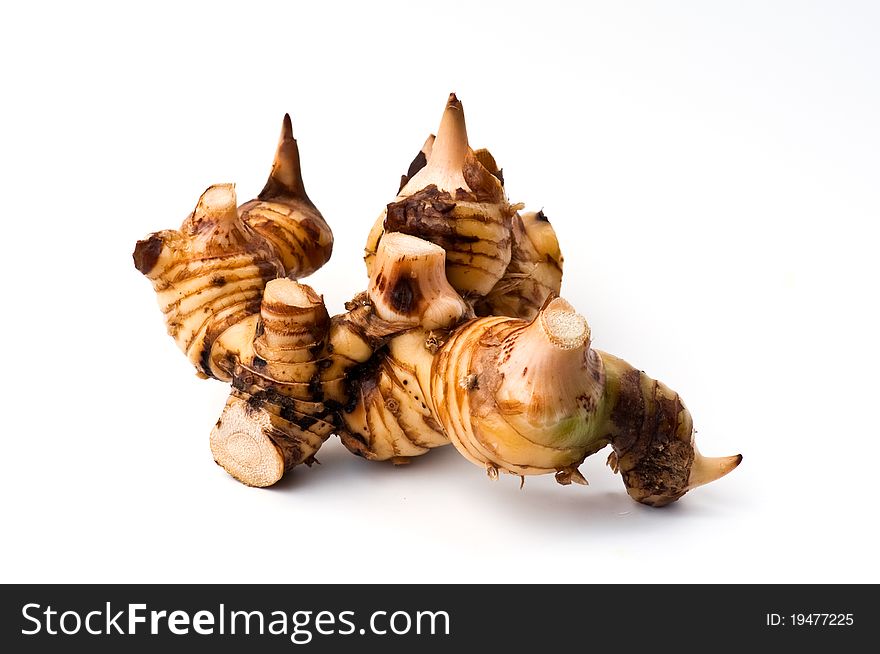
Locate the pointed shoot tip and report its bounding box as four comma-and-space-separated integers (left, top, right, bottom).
688, 451, 742, 490
281, 113, 293, 140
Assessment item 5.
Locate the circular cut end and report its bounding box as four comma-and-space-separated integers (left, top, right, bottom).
210, 401, 284, 487
369, 231, 467, 328
540, 298, 589, 350
264, 277, 316, 307
379, 232, 445, 260
197, 183, 238, 214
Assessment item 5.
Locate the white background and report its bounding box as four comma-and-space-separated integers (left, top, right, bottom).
1, 1, 878, 584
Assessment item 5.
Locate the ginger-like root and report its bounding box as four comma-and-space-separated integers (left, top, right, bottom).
211, 278, 335, 486
133, 115, 333, 380
430, 294, 741, 504
475, 210, 563, 320
368, 232, 469, 330
210, 396, 288, 487
239, 114, 333, 278
209, 392, 329, 487
135, 102, 741, 504
599, 351, 742, 506
366, 96, 561, 319
365, 93, 515, 297
338, 234, 470, 461
432, 297, 603, 479
339, 328, 449, 461
133, 184, 284, 380
249, 279, 330, 386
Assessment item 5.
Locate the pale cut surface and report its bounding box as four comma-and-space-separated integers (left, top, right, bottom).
368, 232, 468, 330
380, 231, 445, 258
198, 183, 237, 214
264, 277, 312, 306
541, 298, 589, 350
210, 401, 284, 487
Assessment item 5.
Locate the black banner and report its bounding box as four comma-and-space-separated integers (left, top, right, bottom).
0, 584, 872, 651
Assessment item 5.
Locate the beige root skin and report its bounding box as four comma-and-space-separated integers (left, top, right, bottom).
316, 292, 420, 407
597, 351, 742, 506
368, 232, 469, 330
133, 117, 335, 380
338, 235, 469, 462
522, 210, 563, 266
133, 141, 335, 486
399, 94, 470, 196
303, 235, 464, 444
432, 298, 605, 479
239, 114, 333, 278
339, 330, 448, 461
472, 148, 504, 186
136, 101, 741, 504
365, 93, 514, 298
133, 184, 284, 380
431, 294, 741, 505
397, 134, 435, 193
211, 278, 336, 486
476, 210, 563, 319
249, 279, 330, 386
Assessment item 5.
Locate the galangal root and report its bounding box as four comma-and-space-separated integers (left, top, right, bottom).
134, 95, 741, 507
